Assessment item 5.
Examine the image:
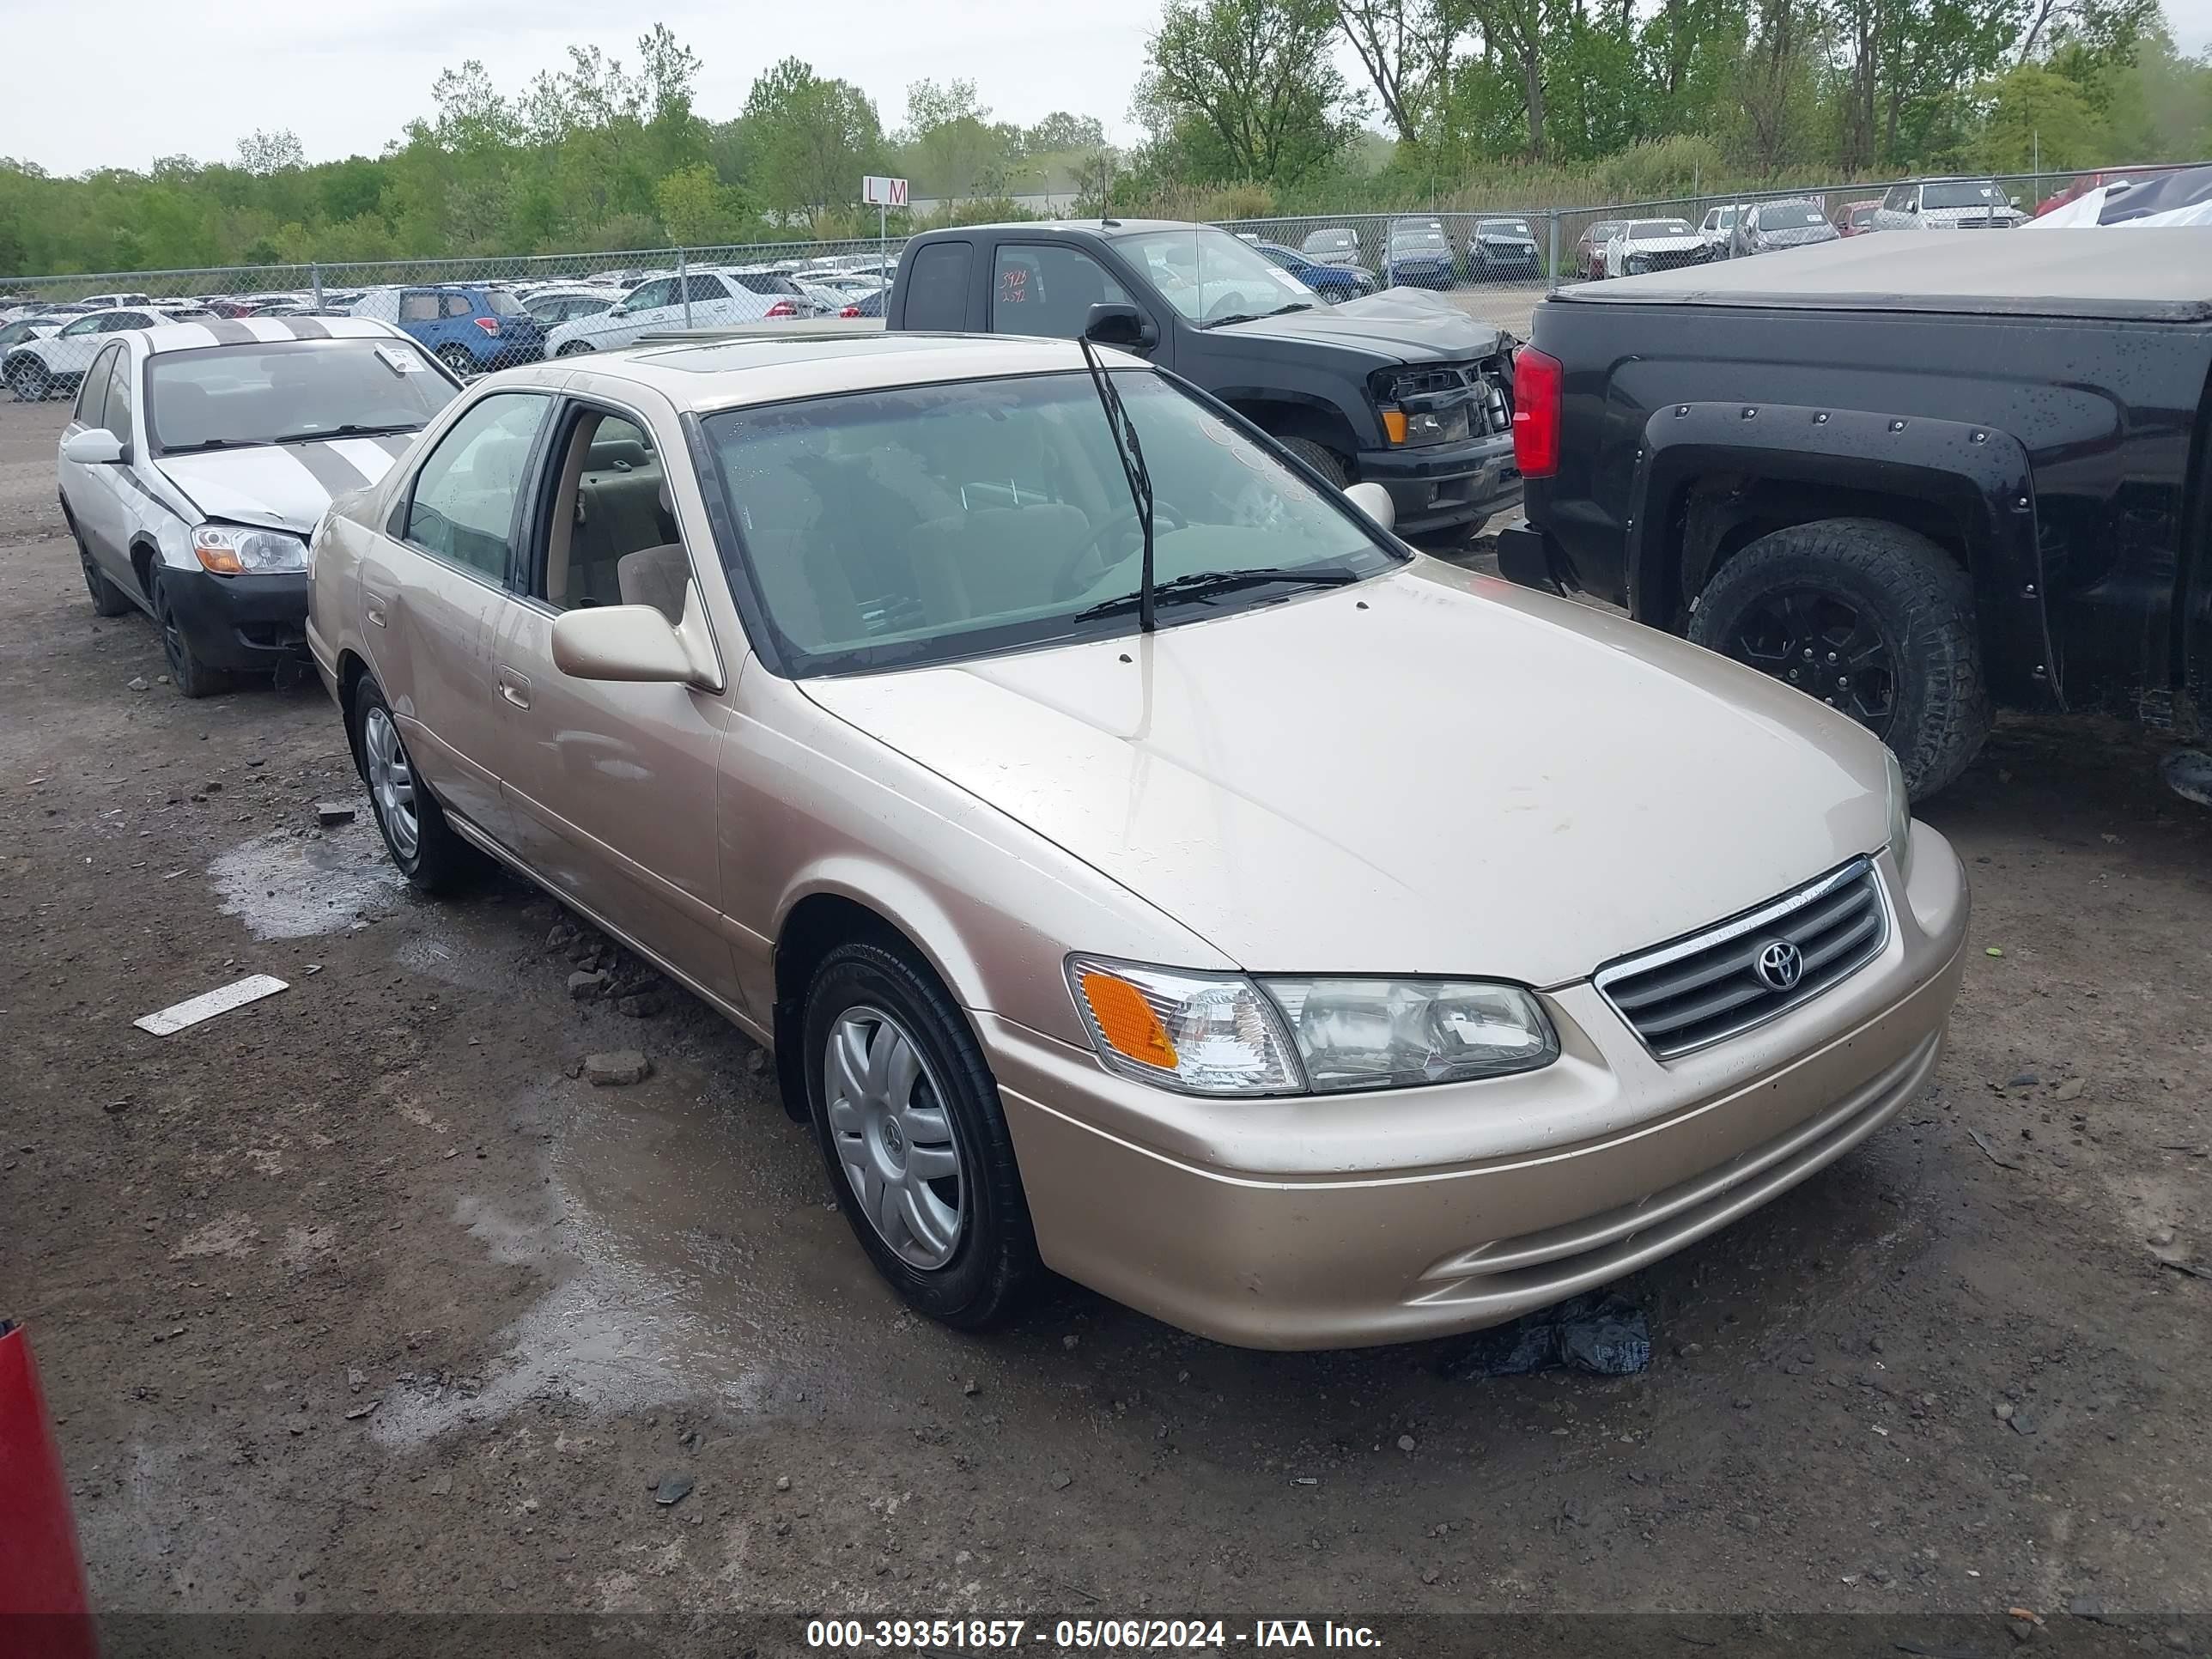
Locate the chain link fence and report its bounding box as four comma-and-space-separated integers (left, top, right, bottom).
0, 164, 2186, 400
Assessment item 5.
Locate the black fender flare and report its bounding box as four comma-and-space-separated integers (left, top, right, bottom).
1626, 400, 2063, 711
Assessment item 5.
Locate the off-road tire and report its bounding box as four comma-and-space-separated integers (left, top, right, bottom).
803, 940, 1041, 1329
1689, 516, 1990, 798
1276, 435, 1348, 489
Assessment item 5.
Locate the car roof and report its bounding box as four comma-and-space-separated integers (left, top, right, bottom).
136, 315, 413, 354
1559, 226, 2212, 321
495, 331, 1128, 412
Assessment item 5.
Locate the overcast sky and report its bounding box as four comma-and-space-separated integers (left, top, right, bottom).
4, 0, 2209, 178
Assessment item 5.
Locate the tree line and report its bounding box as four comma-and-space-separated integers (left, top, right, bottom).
1, 3, 2207, 279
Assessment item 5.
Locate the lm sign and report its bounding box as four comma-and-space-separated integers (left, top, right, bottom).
861, 176, 908, 207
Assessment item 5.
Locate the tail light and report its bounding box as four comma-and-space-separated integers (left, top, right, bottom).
1511, 346, 1563, 478
765, 300, 797, 319
839, 305, 860, 319
471, 317, 500, 335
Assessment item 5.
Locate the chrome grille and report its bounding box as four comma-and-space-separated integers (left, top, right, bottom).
1595, 859, 1887, 1058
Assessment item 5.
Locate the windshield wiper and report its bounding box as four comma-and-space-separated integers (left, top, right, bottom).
1077, 335, 1157, 631
1074, 565, 1361, 621
270, 422, 419, 443
1202, 312, 1263, 330
157, 437, 270, 454
1266, 302, 1315, 316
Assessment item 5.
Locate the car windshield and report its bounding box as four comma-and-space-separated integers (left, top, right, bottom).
146, 338, 459, 453
1477, 220, 1531, 236
1115, 228, 1314, 326
1630, 221, 1694, 238
1389, 225, 1447, 247
1760, 204, 1827, 228
702, 370, 1400, 677
1923, 181, 2003, 209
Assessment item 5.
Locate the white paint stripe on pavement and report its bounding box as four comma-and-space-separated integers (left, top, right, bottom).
134, 974, 289, 1036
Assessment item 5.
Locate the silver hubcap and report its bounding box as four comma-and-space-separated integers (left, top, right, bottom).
362, 706, 419, 860
823, 1006, 964, 1270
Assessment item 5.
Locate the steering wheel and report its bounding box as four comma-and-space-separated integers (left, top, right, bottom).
1054, 503, 1187, 600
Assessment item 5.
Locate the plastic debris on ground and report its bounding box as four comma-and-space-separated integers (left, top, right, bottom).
1446, 1292, 1652, 1378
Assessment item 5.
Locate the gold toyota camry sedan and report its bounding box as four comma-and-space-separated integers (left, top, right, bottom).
307, 331, 1968, 1349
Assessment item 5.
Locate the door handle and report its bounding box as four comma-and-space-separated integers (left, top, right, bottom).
495, 665, 532, 709
365, 603, 386, 629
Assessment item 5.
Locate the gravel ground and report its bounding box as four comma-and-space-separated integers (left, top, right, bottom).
3, 392, 2210, 1650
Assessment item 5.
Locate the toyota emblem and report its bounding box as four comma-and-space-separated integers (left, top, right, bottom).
1755, 940, 1803, 992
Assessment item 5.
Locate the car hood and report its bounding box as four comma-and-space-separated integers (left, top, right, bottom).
801, 560, 1890, 987
1623, 233, 1705, 252
1756, 225, 1840, 246
153, 434, 415, 533
1218, 289, 1507, 361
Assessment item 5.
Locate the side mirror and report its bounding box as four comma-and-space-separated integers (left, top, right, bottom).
62, 428, 125, 465
1344, 480, 1395, 534
550, 586, 721, 690
1084, 302, 1157, 350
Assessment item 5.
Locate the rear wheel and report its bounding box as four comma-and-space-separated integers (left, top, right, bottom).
803, 940, 1040, 1329
1688, 517, 1990, 797
434, 344, 477, 378
352, 678, 481, 893
153, 569, 234, 699
67, 510, 131, 617
1275, 435, 1348, 489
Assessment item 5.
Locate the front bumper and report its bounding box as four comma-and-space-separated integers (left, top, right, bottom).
1358, 433, 1521, 536
161, 566, 311, 671
982, 828, 1967, 1350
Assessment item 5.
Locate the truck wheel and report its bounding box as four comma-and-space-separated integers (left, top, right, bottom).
1276, 436, 1347, 488
1689, 518, 1990, 798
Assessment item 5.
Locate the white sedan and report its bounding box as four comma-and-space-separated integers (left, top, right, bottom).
546, 270, 781, 356
58, 314, 460, 696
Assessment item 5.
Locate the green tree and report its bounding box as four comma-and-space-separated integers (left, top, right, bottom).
743, 58, 885, 226
1139, 0, 1360, 185
1976, 60, 2111, 164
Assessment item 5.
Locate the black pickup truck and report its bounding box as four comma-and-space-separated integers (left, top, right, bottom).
1498, 229, 2212, 795
884, 219, 1521, 538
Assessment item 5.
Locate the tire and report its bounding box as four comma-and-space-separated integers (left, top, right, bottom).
350, 678, 482, 893
556, 341, 594, 357
434, 344, 478, 378
1276, 434, 1348, 489
6, 356, 52, 403
802, 939, 1041, 1329
1688, 517, 1991, 798
152, 568, 235, 699
67, 508, 130, 617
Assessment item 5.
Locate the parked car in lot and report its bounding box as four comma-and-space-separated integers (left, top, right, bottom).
1696, 204, 1742, 255
6, 306, 210, 401
1466, 216, 1541, 280
1833, 200, 1885, 235
1871, 178, 2025, 230
1498, 228, 2212, 798
524, 286, 627, 326
1246, 240, 1377, 303
1381, 218, 1458, 289
885, 219, 1520, 538
57, 315, 459, 696
545, 270, 782, 355
307, 330, 1967, 1346
1574, 219, 1627, 281
1604, 218, 1709, 276
0, 316, 65, 350
350, 284, 547, 376
1300, 225, 1364, 265
1730, 198, 1843, 257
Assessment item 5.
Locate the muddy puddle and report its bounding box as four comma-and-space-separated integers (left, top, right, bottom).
209, 818, 407, 939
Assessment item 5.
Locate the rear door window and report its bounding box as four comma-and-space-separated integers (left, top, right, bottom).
902, 242, 972, 330
403, 392, 552, 582
441, 294, 475, 319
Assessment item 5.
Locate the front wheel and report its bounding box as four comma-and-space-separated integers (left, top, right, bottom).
6, 357, 52, 402
1688, 517, 1990, 797
1275, 434, 1348, 489
153, 569, 234, 698
803, 940, 1040, 1329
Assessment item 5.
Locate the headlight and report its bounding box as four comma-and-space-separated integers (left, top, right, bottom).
193, 524, 306, 574
1264, 977, 1557, 1091
1885, 750, 1914, 885
1066, 957, 1558, 1097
